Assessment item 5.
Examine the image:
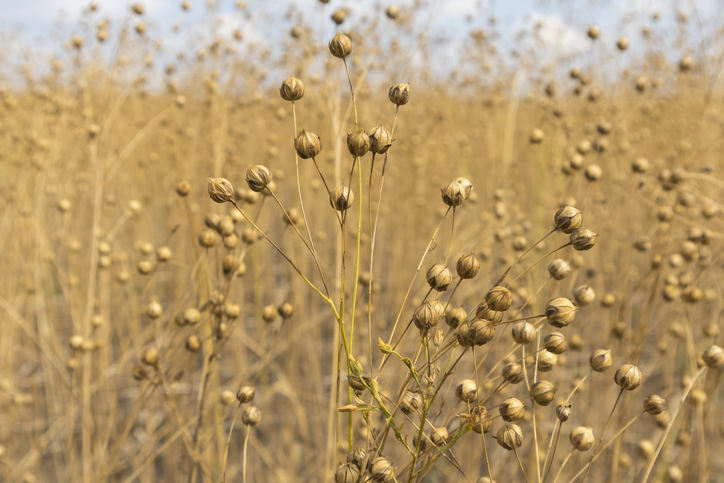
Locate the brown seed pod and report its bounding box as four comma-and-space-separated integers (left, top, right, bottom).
441, 179, 468, 207
530, 381, 557, 405
544, 332, 568, 354
474, 302, 503, 323
147, 301, 162, 319
184, 308, 201, 324
587, 25, 599, 39
512, 321, 537, 344
644, 395, 666, 415
386, 5, 399, 19
570, 228, 598, 251
573, 285, 595, 306
637, 439, 654, 458
346, 447, 366, 470
456, 322, 475, 347
499, 397, 525, 422
330, 186, 354, 211
456, 379, 477, 402
556, 404, 571, 422
485, 286, 512, 312
445, 307, 467, 329
496, 424, 523, 450
176, 180, 191, 196
207, 177, 234, 203
294, 130, 322, 159
388, 83, 410, 106
335, 463, 358, 483
679, 55, 693, 72
367, 126, 393, 154
347, 372, 372, 392
545, 297, 577, 327
537, 351, 558, 372
185, 335, 200, 352
329, 32, 352, 58
242, 406, 261, 426
590, 349, 612, 372
262, 305, 278, 322
570, 426, 594, 451
530, 128, 545, 144
278, 302, 294, 319
470, 320, 495, 346
548, 259, 572, 280
617, 36, 629, 50
457, 253, 480, 279
585, 164, 602, 181
614, 364, 643, 391
413, 301, 441, 331
554, 206, 583, 233
431, 426, 449, 446
702, 345, 724, 369
370, 456, 395, 482
245, 165, 272, 192
426, 264, 453, 292
400, 391, 422, 415
141, 347, 158, 366
632, 157, 649, 173
347, 130, 370, 157
469, 405, 492, 434
280, 75, 304, 101
500, 362, 523, 384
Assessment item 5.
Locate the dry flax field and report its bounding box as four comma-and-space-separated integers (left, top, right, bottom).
1, 1, 724, 482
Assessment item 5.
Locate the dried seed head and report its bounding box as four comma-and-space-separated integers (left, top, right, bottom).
184, 308, 201, 324
207, 177, 234, 203
242, 406, 261, 426
617, 36, 629, 50
386, 5, 400, 19
537, 351, 558, 372
615, 364, 643, 391
570, 228, 598, 251
400, 391, 422, 414
147, 300, 163, 319
370, 456, 395, 482
330, 186, 354, 211
556, 404, 571, 422
235, 386, 255, 404
637, 439, 654, 458
224, 303, 240, 319
570, 426, 594, 451
702, 345, 724, 369
456, 322, 474, 347
587, 25, 599, 39
679, 55, 693, 72
544, 332, 568, 354
413, 301, 441, 331
530, 128, 545, 144
388, 83, 410, 105
475, 303, 503, 323
245, 165, 272, 192
347, 372, 372, 391
141, 347, 158, 366
485, 286, 513, 312
220, 390, 236, 405
294, 130, 322, 159
335, 463, 359, 483
280, 75, 304, 101
70, 334, 85, 351
584, 164, 602, 181
426, 264, 453, 292
185, 335, 200, 352
347, 130, 370, 157
431, 426, 449, 446
667, 466, 683, 482
278, 302, 294, 319
157, 246, 172, 262
262, 305, 278, 322
441, 179, 467, 207
590, 349, 612, 372
501, 362, 524, 384
499, 397, 525, 422
632, 157, 649, 173
347, 447, 366, 470
644, 395, 666, 415
456, 379, 477, 402
545, 297, 576, 327
470, 320, 495, 345
512, 321, 537, 344
331, 9, 346, 25
548, 259, 572, 280
573, 285, 595, 306
496, 424, 523, 450
530, 381, 557, 405
554, 206, 583, 233
367, 126, 393, 154
456, 253, 480, 279
176, 180, 191, 196
328, 32, 352, 58
445, 307, 467, 329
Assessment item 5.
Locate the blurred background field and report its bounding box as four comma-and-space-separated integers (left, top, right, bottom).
1, 1, 724, 482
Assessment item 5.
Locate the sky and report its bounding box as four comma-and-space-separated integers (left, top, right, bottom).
1, 0, 721, 86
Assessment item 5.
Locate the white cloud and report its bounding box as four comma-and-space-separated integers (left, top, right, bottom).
516, 13, 588, 58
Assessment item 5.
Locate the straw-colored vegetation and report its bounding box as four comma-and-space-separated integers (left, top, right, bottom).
1, 2, 723, 482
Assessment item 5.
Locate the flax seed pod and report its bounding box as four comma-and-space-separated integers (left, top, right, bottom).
702, 345, 724, 369
573, 285, 595, 306
548, 259, 571, 280
347, 131, 370, 157
485, 286, 512, 312
328, 32, 352, 58
503, 362, 525, 384
570, 427, 594, 451
537, 351, 557, 372
590, 349, 612, 372
346, 448, 366, 470
335, 463, 358, 483
457, 253, 480, 279
413, 301, 441, 331
388, 83, 410, 105
400, 391, 422, 415
294, 130, 322, 159
554, 206, 583, 233
370, 457, 394, 482
545, 298, 577, 327
530, 381, 557, 405
570, 228, 598, 250
456, 379, 477, 402
330, 186, 354, 211
207, 177, 234, 203
279, 75, 304, 101
475, 303, 503, 323
242, 407, 261, 426
245, 165, 272, 192
512, 321, 536, 344
426, 264, 453, 292
499, 398, 525, 422
470, 320, 495, 346
544, 332, 568, 354
445, 307, 467, 329
556, 404, 571, 422
615, 364, 643, 390
644, 395, 666, 415
496, 424, 523, 450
